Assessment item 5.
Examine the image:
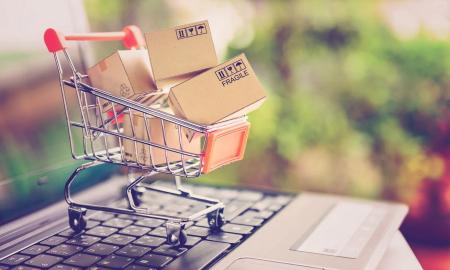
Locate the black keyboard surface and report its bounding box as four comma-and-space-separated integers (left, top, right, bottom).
0, 184, 292, 270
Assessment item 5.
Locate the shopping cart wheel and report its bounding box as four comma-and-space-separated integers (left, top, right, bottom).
166, 221, 187, 246
207, 208, 225, 231
68, 206, 87, 232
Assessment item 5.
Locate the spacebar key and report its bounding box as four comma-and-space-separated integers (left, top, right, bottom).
164, 241, 230, 270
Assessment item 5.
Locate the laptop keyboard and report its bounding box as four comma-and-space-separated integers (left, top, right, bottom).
0, 184, 292, 270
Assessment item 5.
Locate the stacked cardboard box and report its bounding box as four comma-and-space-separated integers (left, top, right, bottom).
145, 20, 218, 89
87, 20, 266, 168
87, 49, 162, 112
168, 53, 266, 125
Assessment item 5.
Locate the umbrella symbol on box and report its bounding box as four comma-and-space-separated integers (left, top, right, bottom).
234, 61, 245, 71
197, 24, 206, 34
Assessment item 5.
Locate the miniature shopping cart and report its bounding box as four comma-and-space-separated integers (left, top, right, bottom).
43, 25, 250, 246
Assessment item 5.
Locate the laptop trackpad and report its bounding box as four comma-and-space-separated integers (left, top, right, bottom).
292, 202, 386, 258
226, 258, 321, 270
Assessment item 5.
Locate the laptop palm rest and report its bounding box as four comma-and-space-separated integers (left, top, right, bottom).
225, 258, 321, 270
211, 192, 407, 270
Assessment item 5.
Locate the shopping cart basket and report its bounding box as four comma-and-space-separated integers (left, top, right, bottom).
43, 25, 250, 246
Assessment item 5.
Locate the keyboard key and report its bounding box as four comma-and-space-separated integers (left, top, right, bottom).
135, 254, 172, 268
66, 235, 100, 247
147, 227, 166, 237
274, 195, 292, 205
186, 226, 209, 237
116, 244, 150, 258
10, 266, 39, 270
20, 244, 50, 255
124, 265, 154, 270
40, 236, 67, 246
103, 218, 133, 229
191, 186, 216, 196
86, 267, 109, 270
195, 218, 209, 228
90, 212, 115, 222
85, 226, 118, 237
119, 225, 150, 237
232, 215, 264, 226
49, 264, 81, 270
64, 253, 100, 268
102, 234, 136, 246
221, 223, 254, 235
47, 244, 83, 257
135, 218, 164, 228
215, 189, 239, 201
153, 245, 187, 257
97, 255, 134, 269
224, 200, 253, 220
259, 210, 274, 219
251, 198, 272, 211
244, 210, 274, 219
133, 235, 165, 248
267, 204, 284, 212
237, 191, 263, 202
85, 220, 101, 229
190, 204, 208, 212
164, 241, 230, 270
184, 236, 201, 247
207, 232, 242, 244
58, 229, 80, 237
25, 254, 63, 268
0, 254, 30, 266
85, 243, 120, 256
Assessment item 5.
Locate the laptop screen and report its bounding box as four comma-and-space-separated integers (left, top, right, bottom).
0, 0, 117, 225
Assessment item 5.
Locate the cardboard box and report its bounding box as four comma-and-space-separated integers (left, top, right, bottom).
145, 20, 218, 89
87, 49, 157, 112
168, 53, 267, 125
122, 107, 201, 166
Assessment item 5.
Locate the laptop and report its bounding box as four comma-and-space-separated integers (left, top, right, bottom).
0, 172, 407, 270
0, 1, 408, 270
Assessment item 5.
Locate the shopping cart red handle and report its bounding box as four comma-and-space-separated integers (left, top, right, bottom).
44, 25, 144, 53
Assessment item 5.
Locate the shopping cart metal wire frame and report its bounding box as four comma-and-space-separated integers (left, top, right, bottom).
43, 26, 250, 246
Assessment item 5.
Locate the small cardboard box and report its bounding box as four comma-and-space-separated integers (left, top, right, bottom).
168, 53, 267, 125
87, 49, 157, 112
145, 20, 218, 89
122, 107, 201, 166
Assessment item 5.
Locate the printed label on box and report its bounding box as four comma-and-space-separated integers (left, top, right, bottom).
215, 59, 248, 87
176, 23, 207, 40
119, 83, 132, 97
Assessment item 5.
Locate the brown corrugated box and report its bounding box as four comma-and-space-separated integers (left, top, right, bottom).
145, 20, 218, 89
87, 49, 158, 112
122, 107, 201, 166
168, 53, 266, 125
